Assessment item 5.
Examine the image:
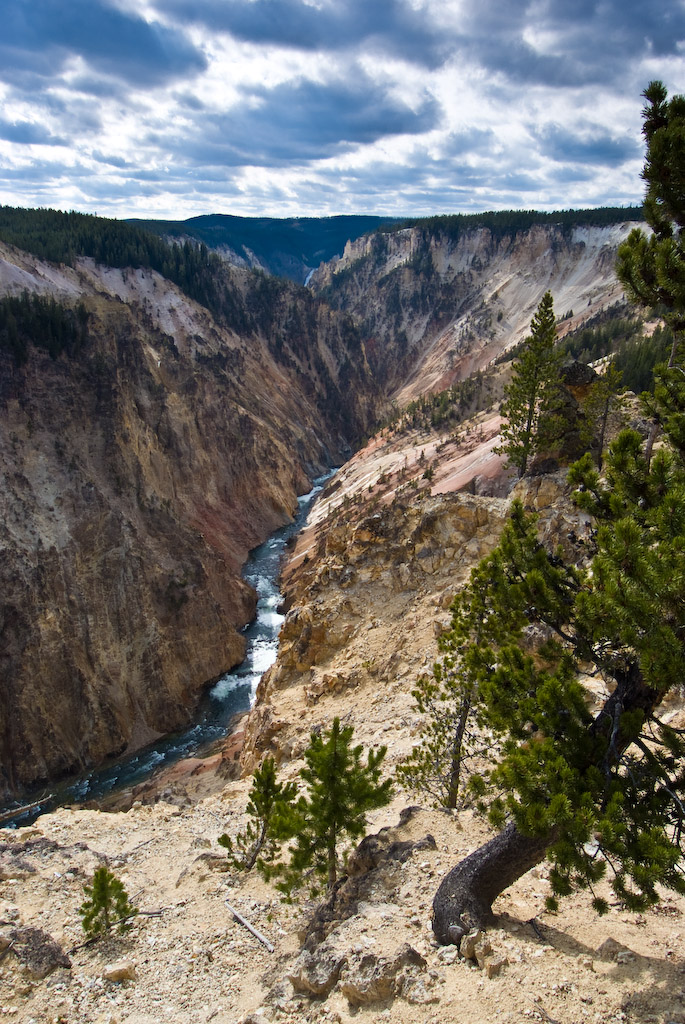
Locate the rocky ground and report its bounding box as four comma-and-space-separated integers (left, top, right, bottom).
3, 793, 684, 1024
2, 452, 685, 1024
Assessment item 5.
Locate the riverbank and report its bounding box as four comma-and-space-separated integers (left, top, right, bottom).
90, 713, 250, 813
0, 475, 334, 829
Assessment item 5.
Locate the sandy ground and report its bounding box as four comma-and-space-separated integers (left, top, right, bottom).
2, 761, 684, 1024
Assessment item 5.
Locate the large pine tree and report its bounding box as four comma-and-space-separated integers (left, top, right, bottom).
431, 84, 685, 945
617, 81, 685, 340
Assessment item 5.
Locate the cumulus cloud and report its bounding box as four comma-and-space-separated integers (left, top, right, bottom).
0, 118, 66, 146
158, 0, 451, 68
535, 123, 641, 166
0, 0, 206, 88
448, 0, 685, 88
152, 72, 442, 167
0, 0, 682, 217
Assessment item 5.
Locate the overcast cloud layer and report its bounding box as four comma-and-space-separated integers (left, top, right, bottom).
0, 0, 683, 219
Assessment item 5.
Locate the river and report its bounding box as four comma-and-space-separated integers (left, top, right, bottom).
2, 472, 332, 828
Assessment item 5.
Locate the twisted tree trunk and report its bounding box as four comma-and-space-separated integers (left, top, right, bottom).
433, 666, 663, 945
432, 822, 555, 944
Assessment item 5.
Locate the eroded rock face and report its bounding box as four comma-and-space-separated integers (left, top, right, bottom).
310, 221, 637, 403
301, 811, 437, 951
0, 251, 377, 799
339, 943, 427, 1006
241, 491, 511, 770
241, 471, 590, 775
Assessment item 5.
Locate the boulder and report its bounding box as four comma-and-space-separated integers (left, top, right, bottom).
287, 946, 347, 997
8, 927, 71, 979
596, 937, 634, 962
460, 928, 486, 962
339, 944, 427, 1006
400, 974, 440, 1004
302, 810, 435, 950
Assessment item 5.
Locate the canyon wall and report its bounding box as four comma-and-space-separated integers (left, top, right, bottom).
0, 212, 636, 799
239, 473, 590, 776
310, 221, 638, 403
0, 245, 376, 798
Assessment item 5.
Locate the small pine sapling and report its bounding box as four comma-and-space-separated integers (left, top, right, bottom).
218, 756, 296, 872
79, 865, 138, 937
275, 717, 393, 895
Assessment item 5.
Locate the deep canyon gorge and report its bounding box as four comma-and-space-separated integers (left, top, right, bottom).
2, 208, 684, 1024
0, 212, 641, 801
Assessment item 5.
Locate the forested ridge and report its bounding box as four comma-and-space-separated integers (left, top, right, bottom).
129, 212, 396, 281
0, 205, 250, 331
0, 206, 365, 383
385, 204, 645, 241
0, 205, 195, 272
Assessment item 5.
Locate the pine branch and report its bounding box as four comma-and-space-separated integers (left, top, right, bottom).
68, 909, 167, 954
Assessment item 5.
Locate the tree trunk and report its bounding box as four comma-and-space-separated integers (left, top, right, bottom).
432, 822, 555, 945
433, 665, 663, 946
446, 695, 471, 810
327, 832, 337, 890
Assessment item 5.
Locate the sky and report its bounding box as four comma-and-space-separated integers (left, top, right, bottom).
0, 0, 684, 221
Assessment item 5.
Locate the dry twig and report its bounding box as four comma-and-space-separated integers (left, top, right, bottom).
225, 901, 274, 952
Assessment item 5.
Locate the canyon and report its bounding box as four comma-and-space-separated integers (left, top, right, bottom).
0, 241, 376, 799
1, 208, 684, 1024
2, 470, 683, 1024
0, 212, 639, 799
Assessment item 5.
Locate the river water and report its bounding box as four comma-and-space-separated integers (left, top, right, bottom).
2, 473, 332, 827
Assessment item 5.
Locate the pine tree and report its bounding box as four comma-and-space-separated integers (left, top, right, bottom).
496, 291, 562, 476
617, 81, 685, 342
616, 81, 685, 464
79, 865, 138, 937
431, 84, 685, 945
432, 378, 685, 942
396, 631, 491, 809
276, 718, 393, 893
218, 756, 296, 872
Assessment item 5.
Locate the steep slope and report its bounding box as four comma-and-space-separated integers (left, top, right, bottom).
0, 242, 378, 800
310, 217, 641, 404
2, 450, 682, 1024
